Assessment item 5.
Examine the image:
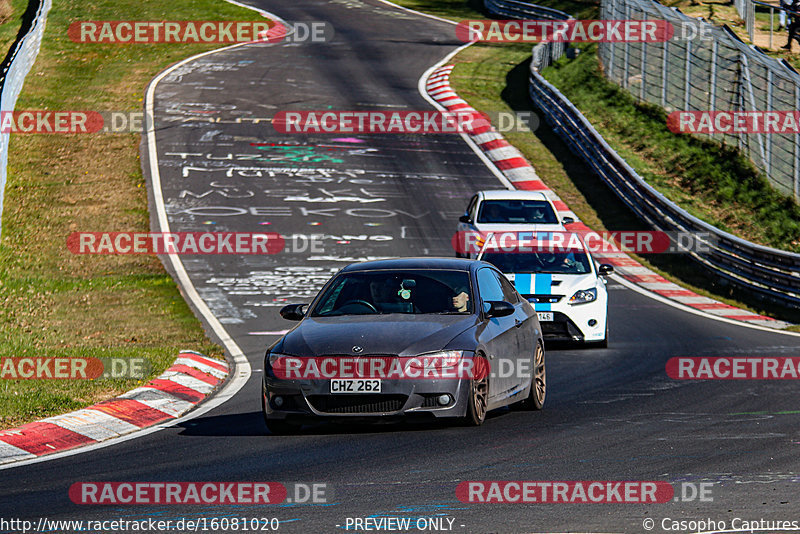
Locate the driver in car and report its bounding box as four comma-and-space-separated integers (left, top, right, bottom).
452, 291, 469, 312
541, 252, 584, 273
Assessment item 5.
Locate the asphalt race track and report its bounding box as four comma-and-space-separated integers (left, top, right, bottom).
2, 0, 800, 532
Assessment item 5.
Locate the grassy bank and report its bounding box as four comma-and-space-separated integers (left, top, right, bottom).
541, 44, 800, 253
0, 0, 269, 428
0, 0, 21, 63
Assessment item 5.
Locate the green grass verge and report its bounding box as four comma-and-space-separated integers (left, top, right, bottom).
0, 0, 271, 428
0, 0, 24, 65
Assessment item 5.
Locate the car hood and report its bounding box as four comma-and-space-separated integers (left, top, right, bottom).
506, 272, 597, 297
277, 314, 477, 357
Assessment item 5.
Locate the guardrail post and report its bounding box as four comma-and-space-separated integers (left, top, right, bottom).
623, 5, 631, 88
741, 55, 769, 171
766, 70, 773, 176
661, 39, 668, 107
795, 85, 800, 202
709, 40, 717, 112
607, 0, 615, 79
684, 40, 692, 109
769, 6, 774, 49
640, 33, 647, 101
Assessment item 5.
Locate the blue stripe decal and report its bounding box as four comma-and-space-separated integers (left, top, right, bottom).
534, 273, 552, 311
514, 273, 532, 298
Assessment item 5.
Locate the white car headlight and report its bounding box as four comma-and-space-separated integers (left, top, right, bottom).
568, 288, 597, 305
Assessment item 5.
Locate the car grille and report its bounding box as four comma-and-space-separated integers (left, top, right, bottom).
421, 395, 440, 408
540, 312, 583, 340
541, 320, 571, 336
420, 394, 452, 408
307, 394, 406, 414
524, 294, 563, 303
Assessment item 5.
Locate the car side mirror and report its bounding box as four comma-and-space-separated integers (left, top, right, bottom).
459, 214, 472, 224
561, 216, 575, 225
485, 301, 515, 318
598, 264, 614, 275
279, 303, 307, 321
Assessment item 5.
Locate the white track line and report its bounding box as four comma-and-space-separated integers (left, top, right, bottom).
0, 2, 293, 471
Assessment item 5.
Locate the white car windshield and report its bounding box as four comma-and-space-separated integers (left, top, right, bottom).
476, 199, 558, 224
483, 251, 592, 274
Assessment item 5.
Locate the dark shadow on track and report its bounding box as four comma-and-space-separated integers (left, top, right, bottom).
176, 411, 268, 437
176, 409, 516, 436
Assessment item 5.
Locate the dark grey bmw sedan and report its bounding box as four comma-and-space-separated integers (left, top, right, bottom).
262, 258, 545, 433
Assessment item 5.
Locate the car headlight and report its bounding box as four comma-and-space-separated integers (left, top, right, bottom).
266, 352, 293, 377
268, 352, 286, 367
407, 350, 464, 369
568, 288, 597, 305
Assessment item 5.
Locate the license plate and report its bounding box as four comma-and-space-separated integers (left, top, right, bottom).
330, 379, 382, 394
537, 312, 554, 322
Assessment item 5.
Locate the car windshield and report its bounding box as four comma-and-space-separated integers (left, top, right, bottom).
482, 251, 592, 274
311, 270, 473, 316
476, 199, 558, 224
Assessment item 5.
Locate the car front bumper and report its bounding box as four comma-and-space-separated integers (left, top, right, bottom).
537, 301, 607, 343
262, 375, 470, 422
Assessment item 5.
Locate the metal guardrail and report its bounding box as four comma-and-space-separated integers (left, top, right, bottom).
528, 64, 800, 306
484, 0, 571, 21
483, 0, 572, 69
0, 0, 52, 238
601, 0, 800, 201
529, 49, 800, 307
483, 0, 800, 307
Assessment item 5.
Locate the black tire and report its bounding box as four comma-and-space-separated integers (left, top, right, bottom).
518, 341, 546, 410
462, 370, 488, 426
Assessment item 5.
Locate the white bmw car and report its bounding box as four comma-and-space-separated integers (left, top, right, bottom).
478, 237, 613, 347
456, 191, 569, 258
